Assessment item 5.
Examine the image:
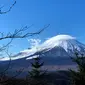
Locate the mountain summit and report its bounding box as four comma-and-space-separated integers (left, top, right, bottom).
1, 34, 85, 61
40, 34, 85, 55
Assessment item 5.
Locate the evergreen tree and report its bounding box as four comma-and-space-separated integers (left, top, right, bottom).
29, 56, 46, 79
27, 55, 48, 85
69, 52, 85, 85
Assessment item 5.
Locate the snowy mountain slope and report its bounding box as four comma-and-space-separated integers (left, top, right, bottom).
1, 34, 85, 61
40, 35, 85, 53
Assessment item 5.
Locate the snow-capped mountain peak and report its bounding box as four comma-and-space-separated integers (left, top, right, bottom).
39, 34, 85, 53
0, 34, 85, 61
41, 35, 76, 50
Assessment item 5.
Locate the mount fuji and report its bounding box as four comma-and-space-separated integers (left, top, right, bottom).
0, 34, 85, 70
1, 34, 85, 61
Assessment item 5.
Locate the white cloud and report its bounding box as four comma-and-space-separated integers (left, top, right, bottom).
28, 39, 41, 48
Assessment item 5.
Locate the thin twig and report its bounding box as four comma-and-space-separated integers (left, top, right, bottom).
0, 1, 16, 14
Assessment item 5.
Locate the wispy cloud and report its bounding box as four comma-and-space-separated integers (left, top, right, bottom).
28, 39, 41, 48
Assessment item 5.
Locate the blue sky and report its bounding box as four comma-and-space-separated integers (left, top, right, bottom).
0, 0, 85, 53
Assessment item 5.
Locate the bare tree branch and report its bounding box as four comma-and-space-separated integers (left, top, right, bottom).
0, 39, 13, 52
0, 1, 16, 14
0, 24, 49, 40
0, 47, 12, 76
0, 0, 50, 83
0, 48, 24, 83
0, 24, 48, 51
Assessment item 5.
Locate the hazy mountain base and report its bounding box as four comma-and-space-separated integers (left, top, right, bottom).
0, 57, 77, 78
0, 56, 76, 67
0, 57, 77, 85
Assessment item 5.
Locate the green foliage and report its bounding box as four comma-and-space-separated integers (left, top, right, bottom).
69, 52, 85, 85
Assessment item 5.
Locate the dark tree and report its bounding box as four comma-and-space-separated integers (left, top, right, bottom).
69, 52, 85, 85
26, 55, 49, 85
29, 55, 46, 79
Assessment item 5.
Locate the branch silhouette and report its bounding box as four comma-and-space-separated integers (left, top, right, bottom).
0, 1, 16, 14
